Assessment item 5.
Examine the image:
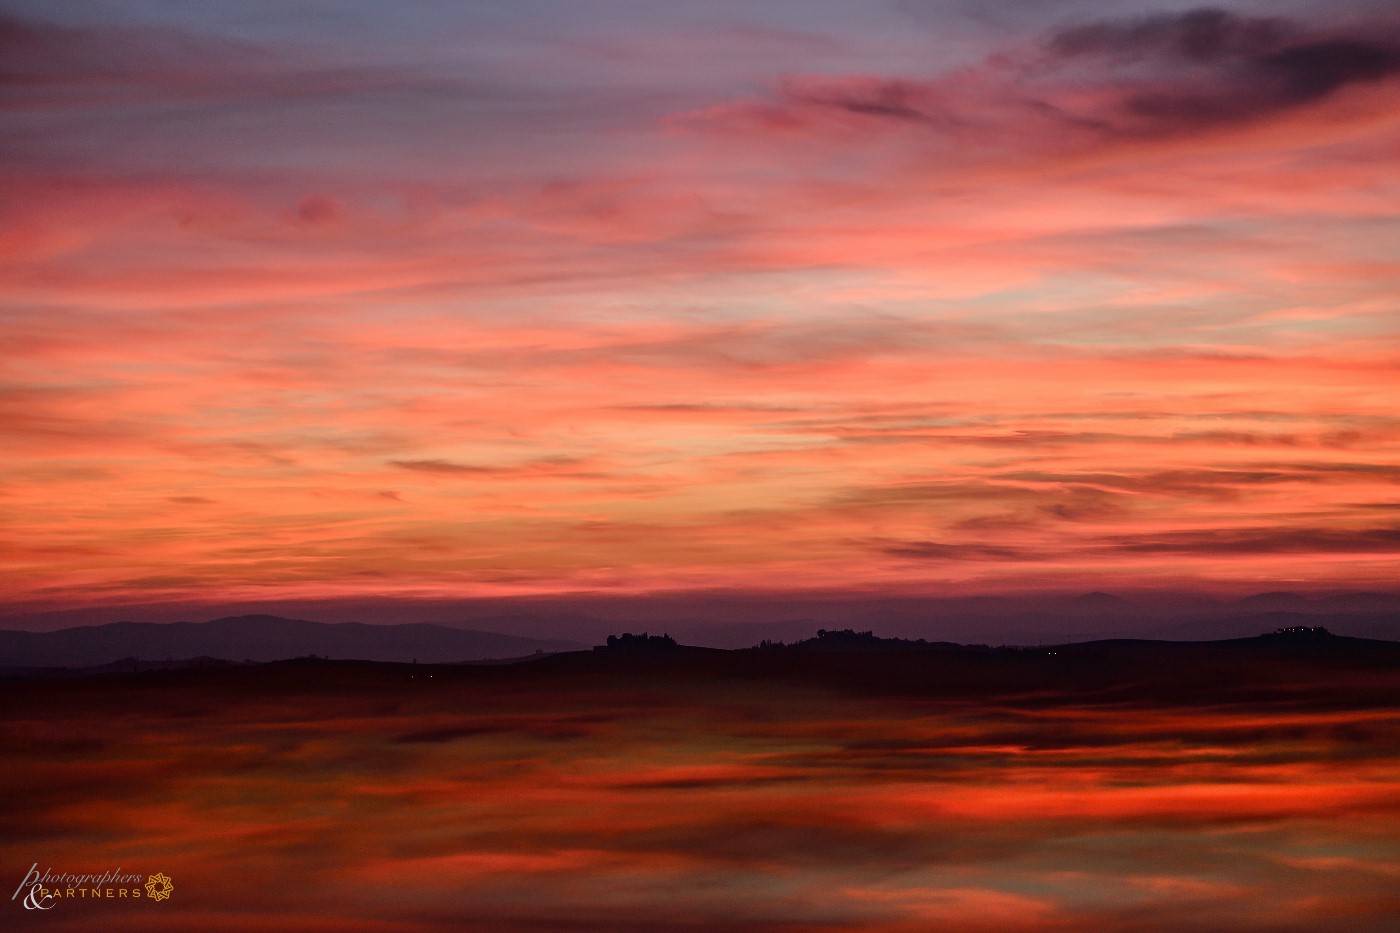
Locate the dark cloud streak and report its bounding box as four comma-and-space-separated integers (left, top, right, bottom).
878, 539, 1047, 562
1109, 524, 1400, 555
1054, 8, 1400, 133
704, 7, 1400, 150
1049, 8, 1291, 63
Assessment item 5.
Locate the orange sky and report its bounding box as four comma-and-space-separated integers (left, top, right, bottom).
3, 2, 1400, 611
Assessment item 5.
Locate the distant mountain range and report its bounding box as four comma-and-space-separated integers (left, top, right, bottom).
1, 591, 1397, 668
661, 603, 1400, 648
0, 615, 583, 670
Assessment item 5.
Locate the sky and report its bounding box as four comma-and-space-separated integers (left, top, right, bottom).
3, 0, 1400, 615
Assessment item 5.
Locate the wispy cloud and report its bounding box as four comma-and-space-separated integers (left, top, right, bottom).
2, 2, 1399, 606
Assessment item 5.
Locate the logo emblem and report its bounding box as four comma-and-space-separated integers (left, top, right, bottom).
144, 873, 174, 902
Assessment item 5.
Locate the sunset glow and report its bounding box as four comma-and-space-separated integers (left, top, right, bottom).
4, 1, 1400, 610
4, 657, 1398, 931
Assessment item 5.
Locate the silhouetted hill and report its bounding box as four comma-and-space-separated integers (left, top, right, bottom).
6, 628, 1397, 711
4, 590, 1398, 652
595, 631, 679, 651
1143, 610, 1400, 642
779, 628, 963, 652
451, 628, 1400, 709
0, 615, 582, 668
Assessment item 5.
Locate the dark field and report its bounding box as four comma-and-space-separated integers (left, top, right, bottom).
4, 637, 1400, 932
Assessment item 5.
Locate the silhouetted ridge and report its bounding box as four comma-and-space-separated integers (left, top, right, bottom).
785, 629, 958, 652
597, 632, 677, 651
1265, 625, 1334, 640
0, 616, 582, 668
